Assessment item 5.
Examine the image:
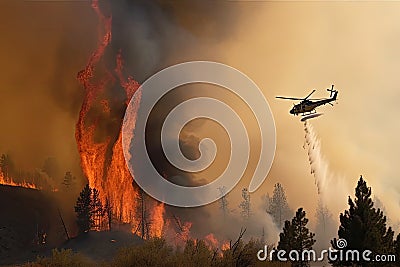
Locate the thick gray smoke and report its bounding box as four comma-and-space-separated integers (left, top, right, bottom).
107, 1, 276, 242
109, 0, 242, 82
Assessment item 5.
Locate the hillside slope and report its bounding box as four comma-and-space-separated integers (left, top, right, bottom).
0, 185, 60, 265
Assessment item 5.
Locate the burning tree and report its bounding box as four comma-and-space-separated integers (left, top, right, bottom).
74, 0, 165, 238
172, 215, 192, 247
104, 197, 113, 231
75, 0, 139, 223
91, 188, 103, 231
135, 189, 151, 239
0, 153, 53, 190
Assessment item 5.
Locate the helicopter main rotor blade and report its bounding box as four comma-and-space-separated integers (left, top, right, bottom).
276, 96, 304, 100
304, 89, 316, 100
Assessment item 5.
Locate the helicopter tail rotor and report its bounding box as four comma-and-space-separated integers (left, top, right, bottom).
327, 85, 335, 98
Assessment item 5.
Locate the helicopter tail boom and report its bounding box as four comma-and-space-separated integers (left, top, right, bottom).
331, 90, 338, 101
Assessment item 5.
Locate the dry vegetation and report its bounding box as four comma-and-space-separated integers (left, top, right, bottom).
18, 238, 291, 267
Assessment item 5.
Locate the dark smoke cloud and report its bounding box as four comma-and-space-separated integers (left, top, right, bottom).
109, 0, 242, 82
107, 0, 261, 238
107, 0, 243, 182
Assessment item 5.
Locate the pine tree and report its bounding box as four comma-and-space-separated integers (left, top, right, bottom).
239, 188, 251, 220
267, 183, 293, 228
218, 186, 229, 219
315, 201, 331, 234
331, 176, 395, 266
62, 171, 76, 191
277, 207, 316, 267
74, 184, 93, 234
394, 234, 400, 267
314, 200, 336, 257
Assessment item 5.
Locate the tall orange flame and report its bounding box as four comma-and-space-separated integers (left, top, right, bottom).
150, 202, 165, 237
75, 0, 164, 236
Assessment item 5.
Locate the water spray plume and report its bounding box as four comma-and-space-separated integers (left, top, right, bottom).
303, 121, 328, 194
303, 120, 351, 219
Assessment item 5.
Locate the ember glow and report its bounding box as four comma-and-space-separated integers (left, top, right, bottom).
75, 0, 164, 236
221, 241, 230, 251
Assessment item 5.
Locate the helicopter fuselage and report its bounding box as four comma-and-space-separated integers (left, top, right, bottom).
290, 91, 338, 115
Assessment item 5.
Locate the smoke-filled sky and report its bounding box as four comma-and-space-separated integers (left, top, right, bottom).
0, 1, 96, 176
1, 0, 400, 237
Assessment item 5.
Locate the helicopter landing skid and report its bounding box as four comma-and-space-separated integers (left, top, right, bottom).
300, 113, 323, 122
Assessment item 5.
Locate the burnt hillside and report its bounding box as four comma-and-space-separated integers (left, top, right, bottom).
0, 185, 60, 265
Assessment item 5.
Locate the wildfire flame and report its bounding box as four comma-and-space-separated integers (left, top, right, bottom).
221, 241, 230, 251
150, 202, 165, 237
204, 233, 219, 248
0, 171, 38, 190
75, 0, 164, 236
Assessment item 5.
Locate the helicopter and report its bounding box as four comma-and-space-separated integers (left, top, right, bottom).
276, 85, 338, 116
